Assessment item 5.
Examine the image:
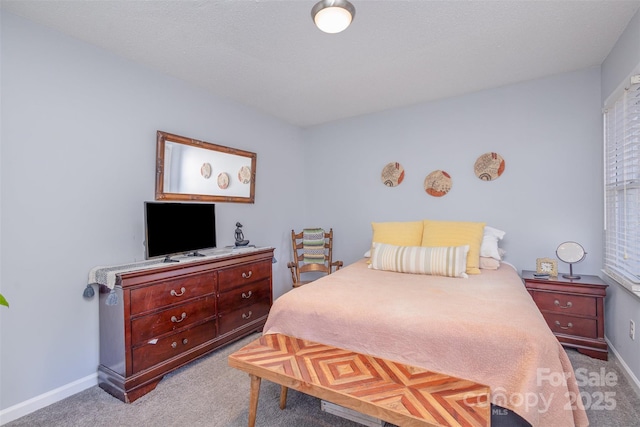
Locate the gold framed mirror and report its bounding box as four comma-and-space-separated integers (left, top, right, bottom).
155, 131, 256, 203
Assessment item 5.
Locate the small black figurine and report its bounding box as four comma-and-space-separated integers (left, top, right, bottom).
234, 222, 250, 247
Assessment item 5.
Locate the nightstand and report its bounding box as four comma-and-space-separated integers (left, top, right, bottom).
522, 270, 608, 360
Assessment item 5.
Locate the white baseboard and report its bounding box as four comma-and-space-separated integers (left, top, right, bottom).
606, 338, 640, 398
0, 373, 97, 425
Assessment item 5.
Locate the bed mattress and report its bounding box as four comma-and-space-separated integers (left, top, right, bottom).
264, 259, 589, 427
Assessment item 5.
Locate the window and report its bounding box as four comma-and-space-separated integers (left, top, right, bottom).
604, 76, 640, 293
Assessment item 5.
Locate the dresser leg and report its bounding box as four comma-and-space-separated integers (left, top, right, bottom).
248, 374, 261, 427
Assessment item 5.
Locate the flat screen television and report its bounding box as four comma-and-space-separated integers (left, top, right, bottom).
144, 202, 216, 262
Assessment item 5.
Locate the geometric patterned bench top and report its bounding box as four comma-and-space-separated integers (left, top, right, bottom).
228, 334, 490, 427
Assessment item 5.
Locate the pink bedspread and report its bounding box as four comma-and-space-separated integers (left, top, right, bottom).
264, 259, 589, 427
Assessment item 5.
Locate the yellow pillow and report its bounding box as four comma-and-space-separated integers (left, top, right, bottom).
421, 220, 486, 274
371, 221, 424, 247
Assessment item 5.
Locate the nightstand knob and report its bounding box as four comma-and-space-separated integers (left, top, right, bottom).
555, 320, 573, 330
554, 299, 572, 309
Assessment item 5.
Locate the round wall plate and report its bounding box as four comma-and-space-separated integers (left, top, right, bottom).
200, 162, 212, 179
238, 166, 252, 184
217, 172, 230, 189
424, 170, 452, 197
474, 152, 505, 181
381, 162, 405, 187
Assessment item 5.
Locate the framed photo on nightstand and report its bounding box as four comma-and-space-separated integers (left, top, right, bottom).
536, 258, 558, 276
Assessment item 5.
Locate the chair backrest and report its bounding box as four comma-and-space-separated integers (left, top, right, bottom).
289, 228, 335, 284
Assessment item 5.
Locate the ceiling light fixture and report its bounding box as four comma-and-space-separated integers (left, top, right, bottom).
311, 0, 356, 34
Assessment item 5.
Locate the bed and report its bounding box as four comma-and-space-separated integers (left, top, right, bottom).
263, 258, 589, 427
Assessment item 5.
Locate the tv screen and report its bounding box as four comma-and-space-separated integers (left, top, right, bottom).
144, 202, 216, 260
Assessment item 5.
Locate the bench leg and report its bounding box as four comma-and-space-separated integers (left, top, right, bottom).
248, 374, 261, 427
279, 385, 288, 410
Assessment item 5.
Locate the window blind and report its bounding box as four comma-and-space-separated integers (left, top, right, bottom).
604, 78, 640, 292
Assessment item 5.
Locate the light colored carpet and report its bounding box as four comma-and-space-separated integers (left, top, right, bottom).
5, 333, 640, 427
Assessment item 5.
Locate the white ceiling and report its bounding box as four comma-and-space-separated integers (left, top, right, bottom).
2, 0, 639, 127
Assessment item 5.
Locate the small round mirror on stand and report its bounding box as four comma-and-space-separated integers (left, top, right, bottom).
556, 241, 586, 279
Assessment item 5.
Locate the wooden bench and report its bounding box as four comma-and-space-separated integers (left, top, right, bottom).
228, 334, 490, 427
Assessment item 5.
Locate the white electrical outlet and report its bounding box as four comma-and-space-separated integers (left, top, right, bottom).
631, 320, 636, 340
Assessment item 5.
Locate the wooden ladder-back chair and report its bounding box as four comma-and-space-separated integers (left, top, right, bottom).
287, 228, 343, 287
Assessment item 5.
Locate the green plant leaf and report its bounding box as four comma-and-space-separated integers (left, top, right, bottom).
0, 293, 8, 307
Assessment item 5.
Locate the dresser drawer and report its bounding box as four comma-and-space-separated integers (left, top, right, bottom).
130, 296, 216, 346
218, 300, 270, 335
132, 320, 216, 373
532, 291, 596, 317
544, 313, 597, 339
218, 260, 271, 292
218, 279, 270, 311
130, 272, 216, 315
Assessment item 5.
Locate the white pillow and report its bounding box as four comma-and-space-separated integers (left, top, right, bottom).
479, 256, 501, 270
480, 226, 505, 260
369, 243, 469, 278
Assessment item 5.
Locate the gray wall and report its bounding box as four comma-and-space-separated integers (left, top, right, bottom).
600, 8, 640, 388
302, 68, 604, 277
0, 11, 304, 412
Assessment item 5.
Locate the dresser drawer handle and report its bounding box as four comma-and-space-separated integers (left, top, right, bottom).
242, 311, 253, 320
555, 320, 573, 330
170, 287, 186, 297
171, 338, 188, 348
242, 291, 253, 299
171, 312, 187, 323
554, 300, 573, 309
242, 271, 253, 279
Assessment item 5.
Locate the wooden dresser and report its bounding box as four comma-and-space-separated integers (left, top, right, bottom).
522, 270, 608, 360
98, 248, 274, 402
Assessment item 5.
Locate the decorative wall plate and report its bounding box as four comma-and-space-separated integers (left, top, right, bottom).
200, 162, 212, 179
238, 166, 252, 184
424, 170, 452, 197
474, 152, 505, 181
381, 162, 405, 187
217, 172, 230, 189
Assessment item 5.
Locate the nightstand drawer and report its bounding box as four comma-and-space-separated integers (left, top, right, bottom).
532, 292, 596, 317
544, 314, 597, 339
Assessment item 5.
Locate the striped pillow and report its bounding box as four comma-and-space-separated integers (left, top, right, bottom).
369, 243, 469, 278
